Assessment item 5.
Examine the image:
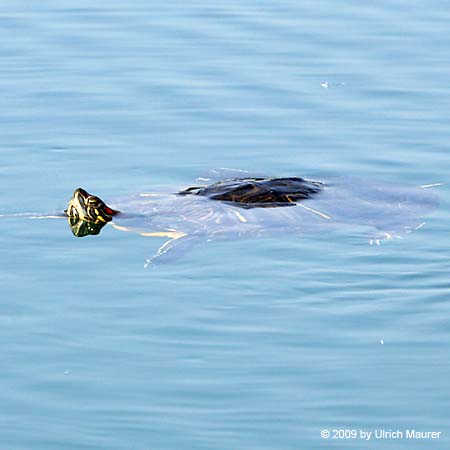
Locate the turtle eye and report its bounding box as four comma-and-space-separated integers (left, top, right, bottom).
87, 197, 100, 207
70, 206, 79, 217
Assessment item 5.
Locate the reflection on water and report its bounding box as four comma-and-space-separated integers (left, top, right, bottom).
67, 215, 107, 237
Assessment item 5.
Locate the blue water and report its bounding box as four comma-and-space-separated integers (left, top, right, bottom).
1, 1, 450, 449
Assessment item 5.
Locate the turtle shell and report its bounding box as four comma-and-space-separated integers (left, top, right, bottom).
106, 174, 439, 243
177, 177, 323, 207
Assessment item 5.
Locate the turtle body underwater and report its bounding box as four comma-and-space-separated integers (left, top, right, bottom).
65, 169, 440, 264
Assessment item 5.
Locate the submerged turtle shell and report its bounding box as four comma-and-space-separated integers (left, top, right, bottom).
106, 171, 438, 243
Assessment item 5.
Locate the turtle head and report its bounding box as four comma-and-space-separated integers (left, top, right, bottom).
65, 188, 119, 224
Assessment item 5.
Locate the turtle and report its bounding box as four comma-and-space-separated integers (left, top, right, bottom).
63, 169, 440, 265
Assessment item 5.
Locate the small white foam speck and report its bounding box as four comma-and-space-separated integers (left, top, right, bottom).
380, 339, 384, 345
420, 183, 443, 188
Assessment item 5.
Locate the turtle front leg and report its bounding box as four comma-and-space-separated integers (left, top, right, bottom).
142, 233, 201, 268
